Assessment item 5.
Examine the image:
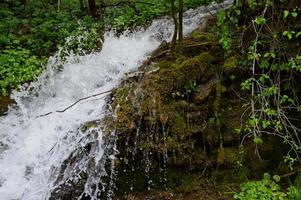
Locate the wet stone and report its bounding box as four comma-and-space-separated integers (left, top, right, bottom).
0, 96, 13, 115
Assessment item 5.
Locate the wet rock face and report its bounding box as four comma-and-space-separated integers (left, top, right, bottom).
102, 28, 247, 198
193, 77, 218, 104
49, 121, 116, 200
0, 96, 13, 115
103, 26, 289, 198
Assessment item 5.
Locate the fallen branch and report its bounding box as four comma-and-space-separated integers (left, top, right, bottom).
103, 0, 155, 8
184, 42, 218, 49
152, 49, 170, 59
280, 167, 301, 178
36, 90, 111, 118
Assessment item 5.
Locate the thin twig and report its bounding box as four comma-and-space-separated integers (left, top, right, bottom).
36, 90, 111, 118
280, 167, 301, 178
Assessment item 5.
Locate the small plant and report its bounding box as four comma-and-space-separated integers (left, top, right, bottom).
287, 173, 301, 200
0, 48, 46, 96
185, 80, 197, 94
233, 173, 287, 200
287, 186, 301, 200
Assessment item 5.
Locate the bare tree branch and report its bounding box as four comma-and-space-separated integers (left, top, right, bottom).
36, 90, 111, 118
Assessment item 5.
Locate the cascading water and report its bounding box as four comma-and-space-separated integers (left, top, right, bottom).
0, 1, 232, 199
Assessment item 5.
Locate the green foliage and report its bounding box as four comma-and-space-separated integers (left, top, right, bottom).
217, 11, 232, 51
0, 48, 46, 96
217, 0, 301, 163
287, 174, 301, 200
0, 1, 102, 96
59, 20, 102, 56
185, 80, 197, 94
105, 0, 219, 31
233, 173, 286, 200
107, 0, 167, 30
287, 186, 301, 200
0, 0, 219, 96
1, 6, 102, 53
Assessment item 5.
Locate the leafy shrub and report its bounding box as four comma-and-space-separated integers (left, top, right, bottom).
287, 186, 301, 200
105, 0, 219, 31
287, 174, 301, 200
233, 173, 287, 200
59, 23, 102, 57
216, 0, 301, 166
0, 48, 46, 96
0, 1, 103, 96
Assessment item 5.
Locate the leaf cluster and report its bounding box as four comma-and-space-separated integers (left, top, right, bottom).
234, 173, 286, 200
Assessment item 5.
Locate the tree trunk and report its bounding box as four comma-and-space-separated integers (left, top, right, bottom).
20, 0, 26, 9
20, 0, 27, 5
88, 0, 98, 18
99, 0, 105, 20
57, 0, 60, 12
170, 0, 178, 49
79, 0, 84, 12
178, 0, 184, 47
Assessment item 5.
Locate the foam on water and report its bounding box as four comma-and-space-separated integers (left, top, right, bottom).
0, 1, 232, 199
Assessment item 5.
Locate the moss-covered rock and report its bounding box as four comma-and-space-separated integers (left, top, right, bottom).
103, 26, 241, 196
101, 22, 289, 199
223, 56, 238, 72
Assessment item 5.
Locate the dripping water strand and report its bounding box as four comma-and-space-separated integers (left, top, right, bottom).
162, 125, 169, 188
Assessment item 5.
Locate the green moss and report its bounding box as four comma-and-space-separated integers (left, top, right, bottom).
175, 175, 200, 194
80, 120, 100, 133
223, 56, 239, 76
190, 31, 218, 43
142, 52, 215, 99
170, 113, 187, 138
223, 56, 238, 70
115, 86, 129, 99
109, 83, 141, 133
223, 147, 243, 166
213, 81, 226, 114
105, 28, 247, 196
166, 135, 180, 149
154, 60, 173, 69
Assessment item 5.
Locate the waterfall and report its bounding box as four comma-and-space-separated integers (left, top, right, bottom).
0, 1, 232, 199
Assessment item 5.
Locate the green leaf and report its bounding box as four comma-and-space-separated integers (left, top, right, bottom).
291, 12, 298, 18
241, 79, 252, 91
234, 128, 241, 134
273, 175, 280, 182
284, 10, 289, 19
254, 136, 263, 144
254, 16, 266, 25
262, 120, 271, 129
264, 108, 277, 116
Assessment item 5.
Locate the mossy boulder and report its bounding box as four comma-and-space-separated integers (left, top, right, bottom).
141, 52, 216, 99
223, 56, 238, 73
101, 24, 288, 199
103, 27, 245, 196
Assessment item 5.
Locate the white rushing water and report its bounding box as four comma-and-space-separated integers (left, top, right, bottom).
0, 1, 232, 199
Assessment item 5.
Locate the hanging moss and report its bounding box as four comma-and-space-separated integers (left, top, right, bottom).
190, 31, 218, 42
223, 56, 238, 70
170, 113, 187, 138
